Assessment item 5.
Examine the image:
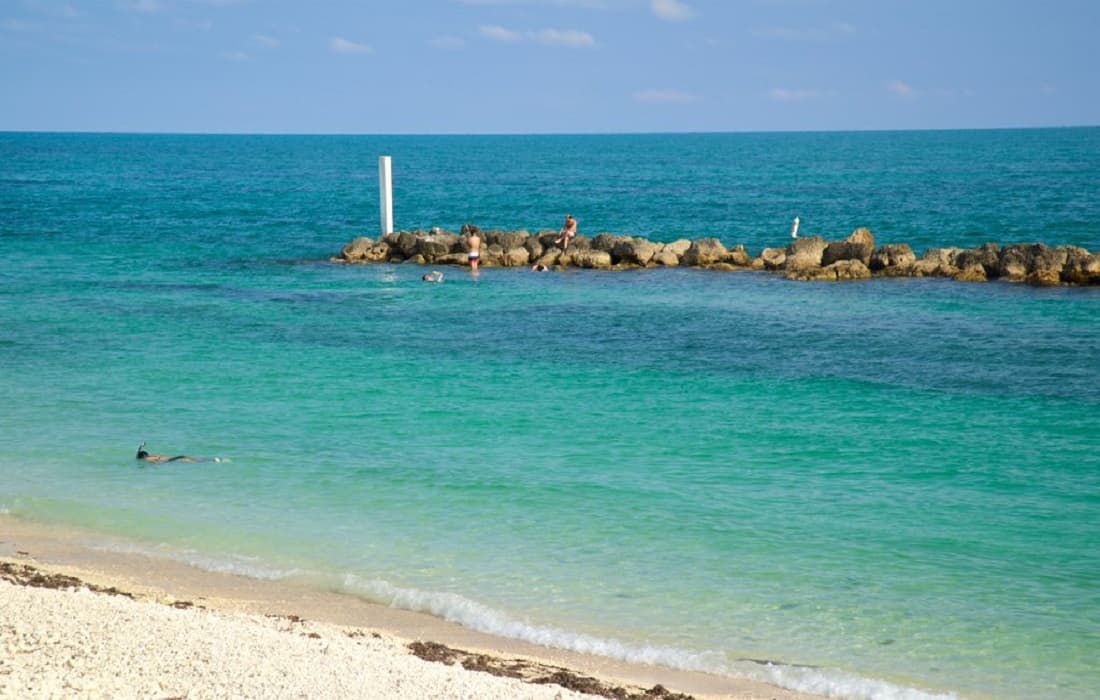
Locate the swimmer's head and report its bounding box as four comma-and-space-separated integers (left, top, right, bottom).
136, 442, 148, 459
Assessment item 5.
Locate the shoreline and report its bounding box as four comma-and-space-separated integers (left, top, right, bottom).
0, 514, 823, 700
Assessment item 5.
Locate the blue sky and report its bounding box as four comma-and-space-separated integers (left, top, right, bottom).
2, 0, 1097, 134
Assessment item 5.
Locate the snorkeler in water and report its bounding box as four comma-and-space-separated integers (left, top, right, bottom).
135, 441, 199, 463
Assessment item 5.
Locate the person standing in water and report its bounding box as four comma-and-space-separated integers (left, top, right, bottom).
790, 216, 800, 239
466, 226, 482, 274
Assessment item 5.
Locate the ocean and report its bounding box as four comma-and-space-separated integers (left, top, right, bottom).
1, 129, 1098, 700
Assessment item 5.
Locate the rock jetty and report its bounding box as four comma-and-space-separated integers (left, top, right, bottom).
334, 225, 1100, 287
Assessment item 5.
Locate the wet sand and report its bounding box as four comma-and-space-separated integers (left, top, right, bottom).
0, 515, 822, 700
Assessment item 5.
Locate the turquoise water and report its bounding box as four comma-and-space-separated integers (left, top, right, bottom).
2, 130, 1099, 700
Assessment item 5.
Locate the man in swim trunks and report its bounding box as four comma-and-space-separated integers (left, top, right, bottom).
136, 442, 198, 463
555, 214, 577, 251
466, 227, 482, 273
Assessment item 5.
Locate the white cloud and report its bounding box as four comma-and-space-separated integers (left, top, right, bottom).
536, 28, 594, 47
479, 25, 523, 42
651, 0, 694, 21
481, 24, 595, 47
252, 34, 280, 48
429, 36, 466, 49
887, 79, 915, 99
633, 88, 697, 103
222, 50, 250, 61
330, 37, 373, 54
768, 87, 824, 102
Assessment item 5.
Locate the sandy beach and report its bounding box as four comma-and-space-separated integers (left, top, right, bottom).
0, 515, 821, 700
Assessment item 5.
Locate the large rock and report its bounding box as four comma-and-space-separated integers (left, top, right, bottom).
833, 259, 873, 281
822, 228, 875, 266
564, 236, 592, 252
651, 247, 681, 266
913, 247, 963, 277
435, 252, 468, 266
1030, 244, 1069, 278
340, 236, 373, 261
536, 230, 561, 249
486, 229, 529, 250
418, 234, 458, 262
393, 231, 421, 258
708, 262, 744, 272
953, 265, 988, 282
480, 244, 507, 267
956, 243, 1001, 277
663, 239, 692, 258
1061, 247, 1100, 285
996, 242, 1071, 282
499, 247, 531, 267
568, 249, 612, 269
785, 236, 827, 269
523, 237, 545, 260
868, 243, 916, 272
612, 238, 662, 266
997, 244, 1034, 281
760, 247, 787, 271
786, 259, 872, 281
1027, 269, 1062, 287
681, 238, 728, 267
364, 242, 391, 262
725, 244, 752, 267
533, 249, 562, 268
590, 233, 630, 253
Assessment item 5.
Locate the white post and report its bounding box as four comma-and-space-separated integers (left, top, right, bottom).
378, 155, 393, 235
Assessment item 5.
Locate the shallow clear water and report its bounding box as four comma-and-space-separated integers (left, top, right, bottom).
2, 130, 1099, 700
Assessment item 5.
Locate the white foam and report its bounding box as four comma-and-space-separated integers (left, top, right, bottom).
339, 574, 957, 700
83, 541, 959, 700
340, 574, 715, 668
751, 661, 958, 700
91, 540, 304, 582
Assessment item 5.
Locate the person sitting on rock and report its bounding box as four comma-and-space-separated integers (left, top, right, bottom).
554, 214, 577, 251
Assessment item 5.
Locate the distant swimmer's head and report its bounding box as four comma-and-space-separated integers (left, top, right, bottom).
136, 441, 150, 459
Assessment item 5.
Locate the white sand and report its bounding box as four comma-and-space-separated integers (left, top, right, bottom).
0, 579, 589, 699
0, 516, 823, 700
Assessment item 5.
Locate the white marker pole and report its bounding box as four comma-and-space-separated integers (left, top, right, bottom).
378, 155, 393, 236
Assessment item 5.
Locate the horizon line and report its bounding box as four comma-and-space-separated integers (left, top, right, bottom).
1, 124, 1097, 138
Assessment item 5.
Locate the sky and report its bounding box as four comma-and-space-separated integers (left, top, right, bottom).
2, 0, 1098, 134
